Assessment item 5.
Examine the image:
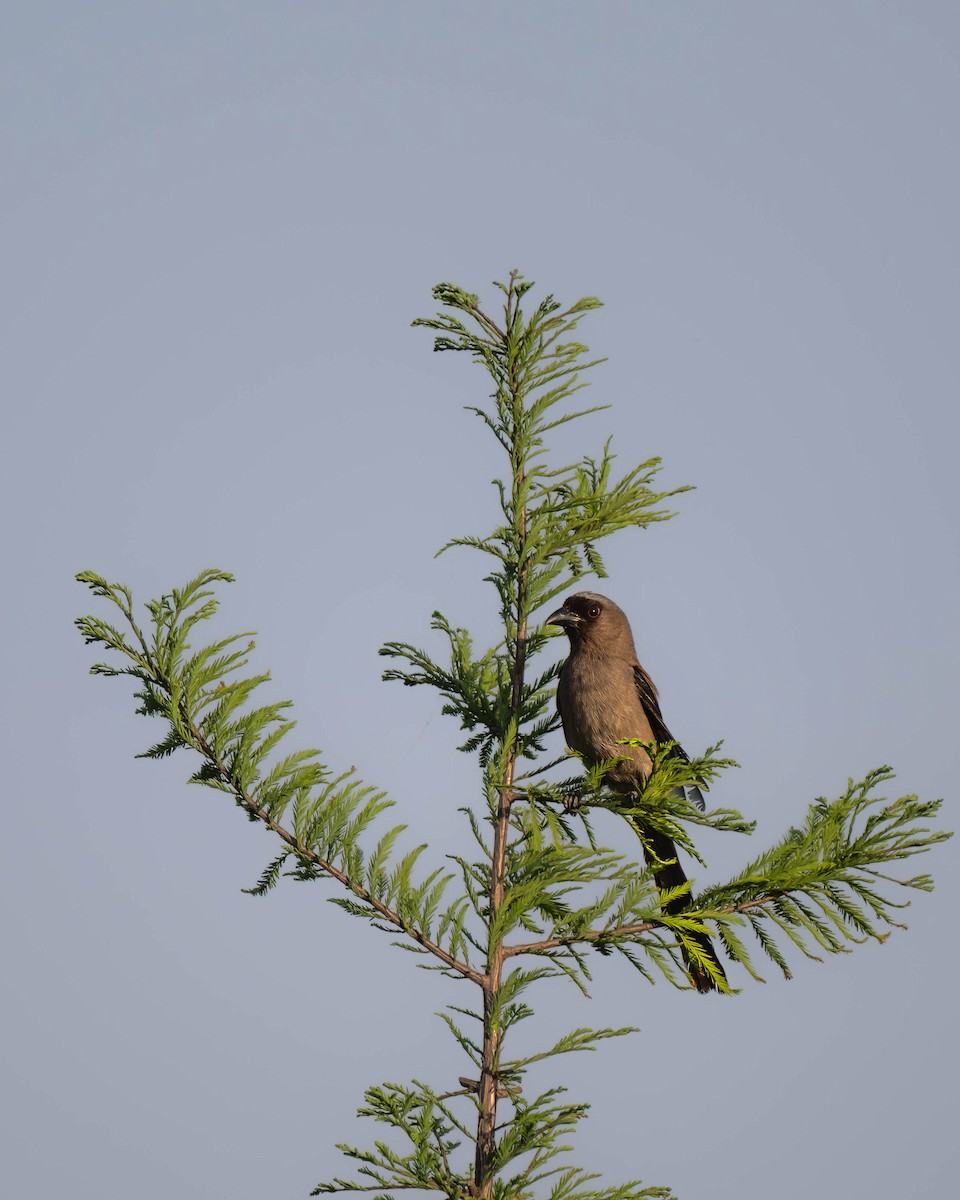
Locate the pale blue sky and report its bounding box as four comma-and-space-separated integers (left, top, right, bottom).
2, 4, 958, 1198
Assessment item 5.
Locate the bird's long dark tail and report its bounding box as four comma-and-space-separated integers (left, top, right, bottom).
640, 827, 727, 994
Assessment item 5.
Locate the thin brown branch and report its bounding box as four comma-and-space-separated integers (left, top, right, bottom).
503, 921, 656, 958
502, 894, 784, 958
470, 304, 506, 341
187, 719, 486, 987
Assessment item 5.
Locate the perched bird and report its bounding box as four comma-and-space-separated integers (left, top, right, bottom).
547, 591, 726, 993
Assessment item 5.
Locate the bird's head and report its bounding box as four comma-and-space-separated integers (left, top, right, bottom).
546, 592, 637, 656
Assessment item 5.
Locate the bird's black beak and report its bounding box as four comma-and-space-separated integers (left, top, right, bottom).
546, 606, 579, 629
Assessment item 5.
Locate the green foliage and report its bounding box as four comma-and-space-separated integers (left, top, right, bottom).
76, 272, 950, 1199
75, 568, 476, 979
697, 767, 950, 979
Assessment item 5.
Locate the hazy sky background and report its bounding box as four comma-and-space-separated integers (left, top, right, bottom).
3, 3, 958, 1198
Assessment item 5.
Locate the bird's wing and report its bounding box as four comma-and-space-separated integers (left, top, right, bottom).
631, 663, 676, 746
632, 663, 705, 810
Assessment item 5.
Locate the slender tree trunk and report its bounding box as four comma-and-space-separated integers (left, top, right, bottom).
474, 450, 528, 1195
474, 788, 510, 1192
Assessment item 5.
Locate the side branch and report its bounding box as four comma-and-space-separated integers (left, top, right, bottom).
76, 569, 485, 987
502, 886, 894, 962
191, 722, 485, 986
504, 920, 657, 959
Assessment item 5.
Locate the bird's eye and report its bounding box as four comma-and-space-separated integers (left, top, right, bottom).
586, 604, 601, 619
